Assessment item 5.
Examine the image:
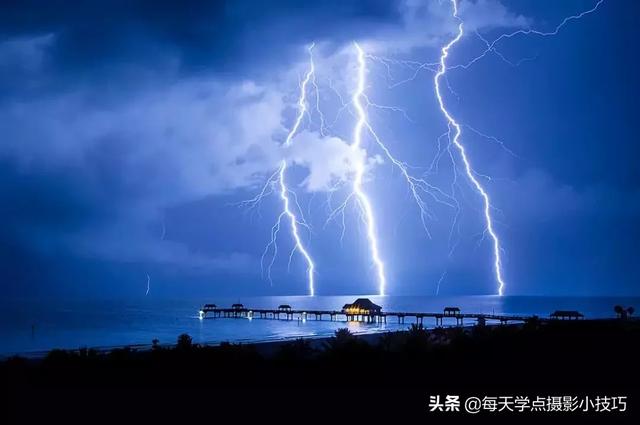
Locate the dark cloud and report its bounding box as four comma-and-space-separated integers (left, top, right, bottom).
0, 160, 112, 297
0, 0, 638, 298
2, 165, 94, 229
0, 0, 401, 82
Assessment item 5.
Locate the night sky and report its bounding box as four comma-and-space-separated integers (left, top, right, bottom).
1, 0, 638, 299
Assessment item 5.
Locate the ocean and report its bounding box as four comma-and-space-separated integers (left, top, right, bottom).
1, 295, 638, 357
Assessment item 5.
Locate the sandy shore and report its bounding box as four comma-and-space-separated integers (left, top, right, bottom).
4, 322, 501, 361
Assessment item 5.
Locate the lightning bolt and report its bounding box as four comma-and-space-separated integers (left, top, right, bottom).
351, 42, 387, 296
362, 0, 603, 296
327, 42, 462, 295
240, 1, 603, 298
254, 44, 317, 296
327, 48, 459, 230
435, 0, 506, 296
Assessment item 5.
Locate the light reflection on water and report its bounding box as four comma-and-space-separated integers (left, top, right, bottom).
1, 295, 637, 356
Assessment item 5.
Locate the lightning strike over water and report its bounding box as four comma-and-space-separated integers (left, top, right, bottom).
351, 43, 387, 296
244, 1, 604, 297
255, 44, 317, 296
327, 42, 461, 295
361, 0, 604, 296
435, 0, 506, 296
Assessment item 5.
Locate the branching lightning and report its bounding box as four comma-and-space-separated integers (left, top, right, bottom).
251, 44, 317, 296
327, 45, 459, 241
454, 0, 605, 71
276, 44, 317, 296
239, 0, 603, 297
326, 42, 466, 296
362, 0, 603, 296
350, 43, 387, 296
435, 0, 506, 296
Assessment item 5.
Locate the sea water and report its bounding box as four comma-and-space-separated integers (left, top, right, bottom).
1, 295, 638, 357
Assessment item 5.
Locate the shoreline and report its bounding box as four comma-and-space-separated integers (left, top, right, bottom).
2, 321, 486, 360
3, 316, 632, 361
0, 323, 419, 360
3, 317, 638, 415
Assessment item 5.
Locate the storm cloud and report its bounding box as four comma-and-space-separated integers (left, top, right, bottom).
1, 0, 638, 297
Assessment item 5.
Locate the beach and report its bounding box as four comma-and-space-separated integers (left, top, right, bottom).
3, 295, 638, 357
3, 317, 639, 420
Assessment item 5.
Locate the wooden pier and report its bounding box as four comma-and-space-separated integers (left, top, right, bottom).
199, 301, 545, 327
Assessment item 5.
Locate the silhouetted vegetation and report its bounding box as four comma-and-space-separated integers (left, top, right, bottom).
2, 319, 639, 417
176, 333, 193, 350
614, 305, 636, 319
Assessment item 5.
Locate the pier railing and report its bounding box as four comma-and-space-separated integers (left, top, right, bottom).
199, 305, 546, 327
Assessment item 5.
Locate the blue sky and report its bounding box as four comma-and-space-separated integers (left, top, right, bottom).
1, 0, 638, 298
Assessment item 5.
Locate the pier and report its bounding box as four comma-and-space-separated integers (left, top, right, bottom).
199, 299, 546, 327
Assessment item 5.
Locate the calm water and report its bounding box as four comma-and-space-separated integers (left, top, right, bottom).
1, 295, 637, 357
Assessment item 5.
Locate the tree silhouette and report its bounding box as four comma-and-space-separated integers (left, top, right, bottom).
407, 323, 428, 337
276, 338, 314, 363
333, 328, 353, 345
524, 315, 541, 331
614, 305, 625, 319
177, 333, 193, 350
405, 323, 430, 354
324, 328, 358, 354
